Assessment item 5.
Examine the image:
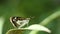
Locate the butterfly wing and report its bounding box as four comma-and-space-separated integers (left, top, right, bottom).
10, 16, 30, 28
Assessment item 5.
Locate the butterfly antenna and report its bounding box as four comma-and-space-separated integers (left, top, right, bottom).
30, 16, 35, 19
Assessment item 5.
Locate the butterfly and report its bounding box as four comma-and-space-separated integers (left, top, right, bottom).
10, 16, 30, 28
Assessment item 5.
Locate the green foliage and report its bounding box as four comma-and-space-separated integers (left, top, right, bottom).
0, 0, 60, 34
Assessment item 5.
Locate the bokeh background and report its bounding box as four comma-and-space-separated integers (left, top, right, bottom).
0, 0, 60, 34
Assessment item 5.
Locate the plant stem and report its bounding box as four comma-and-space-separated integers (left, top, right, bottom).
0, 17, 5, 34
29, 11, 60, 34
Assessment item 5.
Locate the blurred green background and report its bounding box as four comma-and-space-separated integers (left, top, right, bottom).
0, 0, 60, 34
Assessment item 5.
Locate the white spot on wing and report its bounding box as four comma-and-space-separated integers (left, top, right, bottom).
18, 20, 30, 28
